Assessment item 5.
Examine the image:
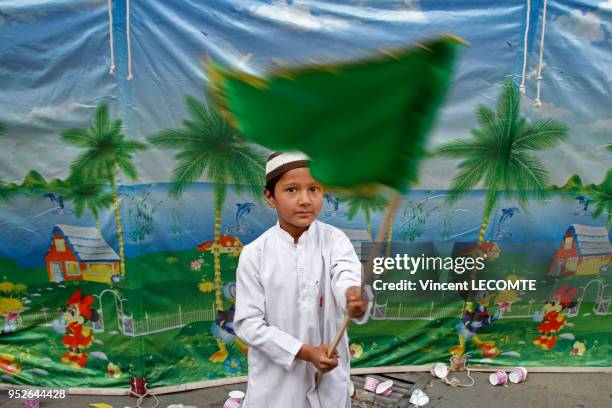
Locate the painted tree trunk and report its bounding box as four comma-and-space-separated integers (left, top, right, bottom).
478, 190, 497, 246
110, 176, 126, 277
213, 200, 223, 312
385, 221, 393, 258
464, 190, 499, 307
95, 217, 103, 238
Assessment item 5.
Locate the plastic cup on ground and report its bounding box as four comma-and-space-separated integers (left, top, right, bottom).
363, 376, 380, 392
223, 398, 242, 408
375, 380, 393, 397
509, 367, 528, 383
430, 362, 448, 379
489, 370, 508, 386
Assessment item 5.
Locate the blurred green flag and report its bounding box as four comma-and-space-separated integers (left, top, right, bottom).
208, 35, 463, 192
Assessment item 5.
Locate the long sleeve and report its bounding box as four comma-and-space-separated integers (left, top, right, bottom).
234, 245, 304, 371
351, 285, 373, 325
330, 231, 371, 325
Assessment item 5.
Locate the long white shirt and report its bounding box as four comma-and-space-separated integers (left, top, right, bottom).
234, 220, 370, 408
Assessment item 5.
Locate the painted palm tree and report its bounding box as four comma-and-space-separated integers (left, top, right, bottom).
60, 103, 146, 278
64, 175, 113, 235
436, 80, 569, 246
438, 80, 569, 358
342, 193, 388, 239
148, 95, 265, 361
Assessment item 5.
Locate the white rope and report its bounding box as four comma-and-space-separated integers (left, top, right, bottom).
137, 390, 160, 408
440, 355, 475, 387
519, 0, 530, 95
441, 370, 475, 387
127, 390, 160, 408
107, 0, 115, 75
534, 0, 548, 109
126, 0, 133, 80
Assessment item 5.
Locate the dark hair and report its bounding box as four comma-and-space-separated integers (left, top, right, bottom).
264, 174, 282, 197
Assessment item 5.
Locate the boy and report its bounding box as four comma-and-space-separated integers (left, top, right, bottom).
234, 151, 371, 408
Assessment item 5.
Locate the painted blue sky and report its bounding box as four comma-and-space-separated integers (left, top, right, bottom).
0, 0, 610, 188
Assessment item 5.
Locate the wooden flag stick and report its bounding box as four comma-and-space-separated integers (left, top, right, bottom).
315, 192, 403, 388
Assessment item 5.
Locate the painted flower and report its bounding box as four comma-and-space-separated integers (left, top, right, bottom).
571, 341, 585, 357
190, 259, 203, 271
0, 297, 23, 315
106, 362, 122, 378
224, 358, 241, 374
0, 282, 15, 293
198, 281, 214, 293
349, 343, 364, 359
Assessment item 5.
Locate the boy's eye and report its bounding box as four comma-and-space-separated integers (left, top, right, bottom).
286, 187, 296, 193
310, 186, 320, 192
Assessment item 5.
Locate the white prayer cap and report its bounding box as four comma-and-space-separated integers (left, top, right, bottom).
265, 151, 310, 183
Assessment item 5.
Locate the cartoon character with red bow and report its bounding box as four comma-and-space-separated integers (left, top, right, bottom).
533, 285, 579, 350
60, 290, 99, 368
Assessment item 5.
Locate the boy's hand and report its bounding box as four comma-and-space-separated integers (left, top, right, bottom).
298, 344, 339, 373
346, 286, 368, 319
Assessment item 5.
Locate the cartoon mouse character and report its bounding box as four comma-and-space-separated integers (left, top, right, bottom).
533, 285, 578, 350
60, 290, 99, 368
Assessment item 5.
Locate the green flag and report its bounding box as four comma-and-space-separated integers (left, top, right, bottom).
208, 35, 463, 192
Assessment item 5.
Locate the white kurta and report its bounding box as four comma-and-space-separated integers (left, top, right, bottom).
234, 220, 370, 408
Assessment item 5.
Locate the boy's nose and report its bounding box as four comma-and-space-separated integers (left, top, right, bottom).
298, 190, 311, 205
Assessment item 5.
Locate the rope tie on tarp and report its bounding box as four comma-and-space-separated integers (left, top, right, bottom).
534, 0, 548, 109
519, 0, 530, 95
107, 0, 133, 80
107, 0, 115, 74
126, 0, 133, 80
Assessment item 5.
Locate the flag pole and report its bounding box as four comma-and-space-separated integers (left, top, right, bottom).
315, 192, 403, 388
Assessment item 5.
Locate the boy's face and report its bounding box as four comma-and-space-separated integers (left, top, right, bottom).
264, 167, 324, 231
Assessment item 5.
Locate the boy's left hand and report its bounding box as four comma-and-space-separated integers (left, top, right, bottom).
346, 286, 367, 319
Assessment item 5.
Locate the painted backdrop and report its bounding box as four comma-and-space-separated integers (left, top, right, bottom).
0, 0, 610, 388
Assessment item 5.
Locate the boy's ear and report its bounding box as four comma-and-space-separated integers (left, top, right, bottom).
263, 188, 276, 209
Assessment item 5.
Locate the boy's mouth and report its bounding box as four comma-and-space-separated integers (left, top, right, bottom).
295, 211, 312, 216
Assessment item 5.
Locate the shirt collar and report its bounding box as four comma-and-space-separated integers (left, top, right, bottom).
275, 219, 317, 245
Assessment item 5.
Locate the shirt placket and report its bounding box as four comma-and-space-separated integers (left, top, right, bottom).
296, 242, 311, 318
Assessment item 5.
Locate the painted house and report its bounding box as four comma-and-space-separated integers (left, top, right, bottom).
197, 235, 243, 256
548, 224, 612, 277
45, 224, 120, 284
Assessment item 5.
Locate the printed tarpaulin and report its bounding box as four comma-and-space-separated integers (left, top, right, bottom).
0, 0, 611, 389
